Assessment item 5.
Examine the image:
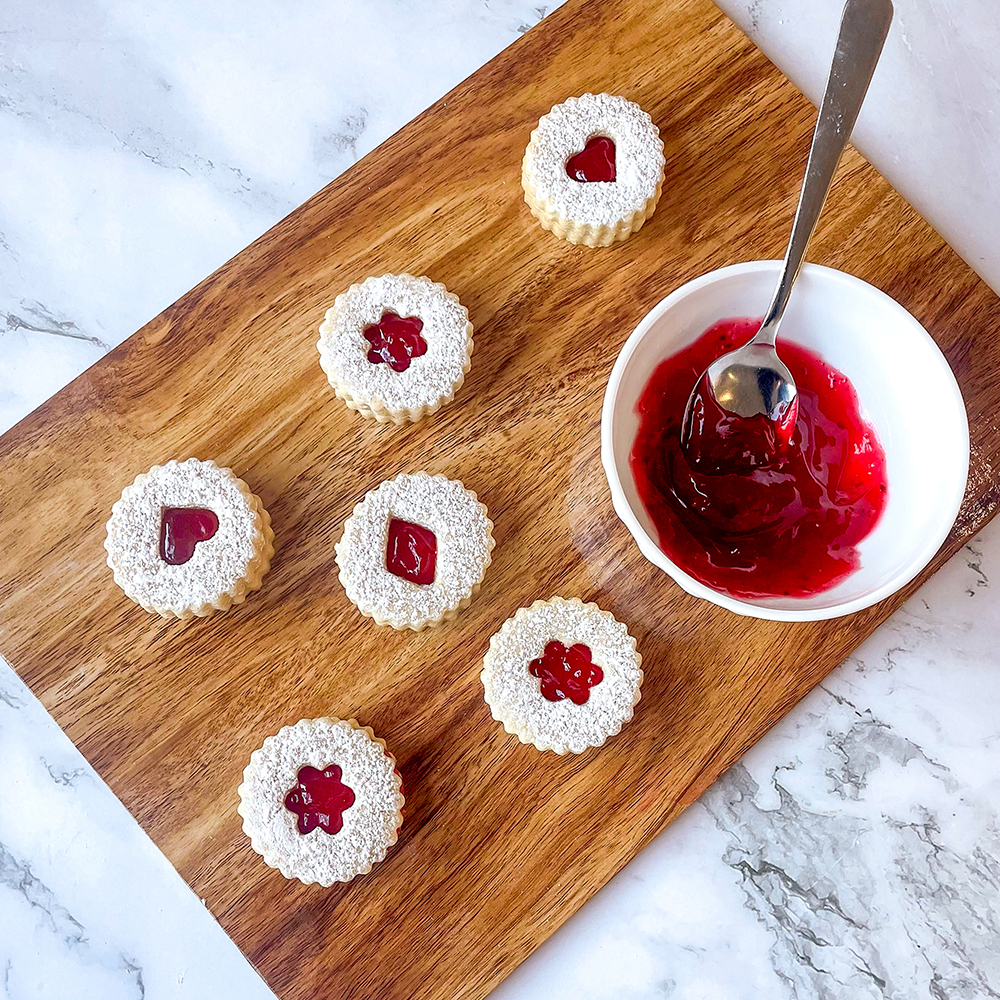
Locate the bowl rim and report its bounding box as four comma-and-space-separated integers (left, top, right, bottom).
600, 260, 970, 622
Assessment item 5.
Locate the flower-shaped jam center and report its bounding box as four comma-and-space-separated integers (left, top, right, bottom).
363, 310, 427, 372
284, 764, 356, 835
528, 641, 604, 704
564, 135, 617, 182
159, 507, 219, 565
386, 517, 437, 585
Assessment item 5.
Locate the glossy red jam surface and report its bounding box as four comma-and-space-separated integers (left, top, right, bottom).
630, 317, 888, 599
528, 641, 604, 704
682, 372, 798, 474
159, 507, 219, 565
283, 764, 356, 835
363, 310, 427, 372
565, 136, 616, 183
386, 518, 437, 585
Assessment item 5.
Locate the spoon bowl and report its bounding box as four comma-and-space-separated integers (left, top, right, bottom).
703, 342, 798, 421
681, 360, 799, 474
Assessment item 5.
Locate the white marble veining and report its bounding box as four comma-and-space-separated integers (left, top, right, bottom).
2, 0, 1000, 998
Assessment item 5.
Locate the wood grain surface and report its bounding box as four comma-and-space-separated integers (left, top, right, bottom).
1, 0, 999, 997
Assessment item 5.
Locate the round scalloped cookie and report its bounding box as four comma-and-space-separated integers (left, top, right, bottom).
481, 597, 643, 754
104, 458, 273, 619
335, 471, 494, 630
522, 93, 665, 247
317, 273, 473, 424
237, 717, 404, 886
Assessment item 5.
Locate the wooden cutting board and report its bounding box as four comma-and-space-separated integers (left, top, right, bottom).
2, 0, 999, 996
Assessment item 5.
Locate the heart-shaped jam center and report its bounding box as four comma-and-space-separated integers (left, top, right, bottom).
159, 507, 219, 565
284, 764, 356, 835
564, 135, 616, 183
386, 518, 437, 585
529, 641, 604, 704
363, 310, 427, 372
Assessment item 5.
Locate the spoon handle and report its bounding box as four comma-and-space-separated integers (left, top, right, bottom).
755, 0, 893, 347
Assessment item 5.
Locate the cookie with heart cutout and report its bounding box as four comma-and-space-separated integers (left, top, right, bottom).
522, 93, 665, 247
105, 458, 274, 619
318, 273, 474, 424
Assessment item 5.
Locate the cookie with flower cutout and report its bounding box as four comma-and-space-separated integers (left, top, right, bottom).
317, 273, 474, 424
237, 717, 404, 886
522, 93, 665, 247
481, 597, 643, 754
104, 458, 274, 619
336, 472, 494, 630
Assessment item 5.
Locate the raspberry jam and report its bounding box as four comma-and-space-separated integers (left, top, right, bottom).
682, 372, 798, 474
565, 136, 616, 183
159, 507, 219, 565
363, 311, 427, 372
386, 518, 437, 585
283, 764, 356, 835
529, 641, 604, 704
630, 317, 888, 599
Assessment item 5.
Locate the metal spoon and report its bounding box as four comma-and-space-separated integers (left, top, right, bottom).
682, 0, 893, 461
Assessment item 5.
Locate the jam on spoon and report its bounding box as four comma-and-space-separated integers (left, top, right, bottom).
681, 0, 893, 473
681, 370, 798, 475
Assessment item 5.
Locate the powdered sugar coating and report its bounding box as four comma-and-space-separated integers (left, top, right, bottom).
317, 274, 473, 421
104, 459, 273, 618
481, 597, 643, 754
237, 718, 404, 886
336, 472, 493, 630
523, 93, 664, 228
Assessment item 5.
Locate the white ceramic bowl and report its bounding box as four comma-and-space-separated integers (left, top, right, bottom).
601, 261, 969, 621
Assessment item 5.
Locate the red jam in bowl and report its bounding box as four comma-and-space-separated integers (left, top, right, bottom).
629, 317, 888, 599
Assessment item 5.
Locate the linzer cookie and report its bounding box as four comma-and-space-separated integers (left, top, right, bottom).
522, 93, 665, 247
481, 597, 643, 754
104, 458, 273, 619
317, 273, 473, 424
336, 472, 494, 630
237, 717, 404, 886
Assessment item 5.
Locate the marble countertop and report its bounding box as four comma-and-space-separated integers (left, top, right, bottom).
2, 1, 999, 997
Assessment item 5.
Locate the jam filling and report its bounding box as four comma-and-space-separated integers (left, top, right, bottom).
283, 764, 356, 835
565, 135, 616, 182
363, 310, 427, 372
386, 518, 437, 585
159, 507, 219, 565
529, 641, 604, 704
629, 317, 888, 599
